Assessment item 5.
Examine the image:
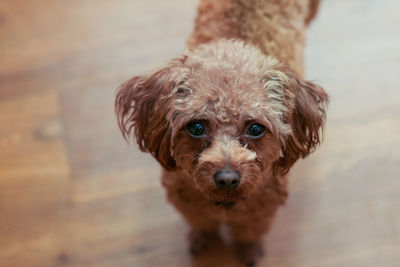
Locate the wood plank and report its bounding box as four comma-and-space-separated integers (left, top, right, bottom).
0, 91, 71, 267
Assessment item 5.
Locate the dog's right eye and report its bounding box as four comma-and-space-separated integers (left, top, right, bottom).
186, 121, 206, 138
246, 123, 266, 139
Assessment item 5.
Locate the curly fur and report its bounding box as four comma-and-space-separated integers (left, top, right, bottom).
116, 0, 328, 265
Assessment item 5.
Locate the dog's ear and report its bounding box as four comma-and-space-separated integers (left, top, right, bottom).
115, 65, 181, 170
266, 68, 329, 174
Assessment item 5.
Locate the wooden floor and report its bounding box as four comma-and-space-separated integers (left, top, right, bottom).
1, 0, 399, 266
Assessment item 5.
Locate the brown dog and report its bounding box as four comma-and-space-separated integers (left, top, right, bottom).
116, 0, 328, 265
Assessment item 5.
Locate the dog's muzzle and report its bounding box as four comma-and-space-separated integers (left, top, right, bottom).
213, 167, 241, 190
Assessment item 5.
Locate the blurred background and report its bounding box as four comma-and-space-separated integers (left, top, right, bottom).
0, 0, 399, 266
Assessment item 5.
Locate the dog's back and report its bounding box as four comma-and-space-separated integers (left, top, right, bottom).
188, 0, 321, 76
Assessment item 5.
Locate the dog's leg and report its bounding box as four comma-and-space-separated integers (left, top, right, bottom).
162, 174, 220, 254
229, 218, 275, 266
234, 240, 264, 267
179, 212, 219, 254
188, 225, 219, 255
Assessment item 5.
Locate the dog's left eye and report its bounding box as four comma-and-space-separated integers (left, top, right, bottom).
186, 121, 206, 138
246, 123, 265, 138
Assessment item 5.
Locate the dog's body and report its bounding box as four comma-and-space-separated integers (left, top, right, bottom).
116, 0, 327, 265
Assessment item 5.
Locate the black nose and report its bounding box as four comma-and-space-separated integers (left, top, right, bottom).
213, 169, 241, 189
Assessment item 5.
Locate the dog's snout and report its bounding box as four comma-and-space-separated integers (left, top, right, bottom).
213, 169, 241, 189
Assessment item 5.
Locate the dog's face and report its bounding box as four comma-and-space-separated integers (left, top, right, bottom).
116, 40, 328, 202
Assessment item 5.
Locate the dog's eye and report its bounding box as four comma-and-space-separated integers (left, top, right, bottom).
186, 121, 206, 138
176, 87, 190, 97
246, 123, 265, 138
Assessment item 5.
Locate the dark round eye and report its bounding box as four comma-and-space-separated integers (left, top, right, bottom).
186, 121, 206, 138
246, 123, 265, 138
176, 87, 190, 96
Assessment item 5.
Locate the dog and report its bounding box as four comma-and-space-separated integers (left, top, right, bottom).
115, 0, 328, 265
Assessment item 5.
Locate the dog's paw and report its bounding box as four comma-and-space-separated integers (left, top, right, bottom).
188, 230, 216, 255
234, 241, 265, 266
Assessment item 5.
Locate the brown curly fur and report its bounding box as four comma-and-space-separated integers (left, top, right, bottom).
187, 0, 321, 76
115, 0, 327, 265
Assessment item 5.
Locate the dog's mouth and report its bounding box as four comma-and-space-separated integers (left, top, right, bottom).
214, 201, 236, 207
213, 197, 247, 208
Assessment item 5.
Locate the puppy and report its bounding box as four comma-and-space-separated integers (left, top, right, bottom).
115, 0, 328, 265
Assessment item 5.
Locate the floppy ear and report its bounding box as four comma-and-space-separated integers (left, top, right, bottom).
115, 67, 179, 170
273, 68, 329, 174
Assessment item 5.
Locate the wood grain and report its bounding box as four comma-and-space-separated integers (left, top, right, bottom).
1, 0, 399, 266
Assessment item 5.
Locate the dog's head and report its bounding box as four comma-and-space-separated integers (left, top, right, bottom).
116, 40, 328, 202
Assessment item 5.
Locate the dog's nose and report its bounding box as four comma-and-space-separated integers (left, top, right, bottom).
213, 169, 241, 189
